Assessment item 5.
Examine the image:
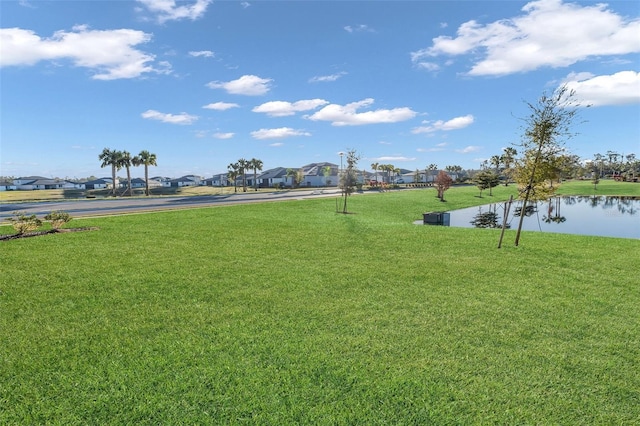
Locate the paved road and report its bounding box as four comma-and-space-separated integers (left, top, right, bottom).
0, 189, 344, 220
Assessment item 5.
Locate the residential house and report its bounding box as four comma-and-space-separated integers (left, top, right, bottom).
300, 162, 339, 187
130, 178, 147, 188
163, 175, 202, 188
15, 178, 75, 190
0, 180, 17, 191
257, 167, 289, 188
13, 176, 49, 185
83, 178, 111, 190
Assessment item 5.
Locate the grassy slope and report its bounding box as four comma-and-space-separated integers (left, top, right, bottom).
1, 183, 639, 424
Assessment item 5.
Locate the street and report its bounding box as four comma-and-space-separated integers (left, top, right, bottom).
0, 189, 344, 220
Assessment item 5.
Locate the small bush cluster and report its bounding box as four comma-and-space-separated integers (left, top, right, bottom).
44, 210, 72, 229
7, 210, 72, 235
7, 212, 42, 234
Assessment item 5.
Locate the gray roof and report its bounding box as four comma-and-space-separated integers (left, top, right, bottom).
84, 179, 110, 185
258, 167, 289, 179
21, 178, 66, 185
301, 163, 339, 176
17, 175, 49, 180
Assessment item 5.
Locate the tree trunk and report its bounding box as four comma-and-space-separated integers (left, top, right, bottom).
126, 166, 132, 196
111, 164, 117, 197
144, 164, 150, 196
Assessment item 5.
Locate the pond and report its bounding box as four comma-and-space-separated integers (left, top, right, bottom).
446, 196, 640, 239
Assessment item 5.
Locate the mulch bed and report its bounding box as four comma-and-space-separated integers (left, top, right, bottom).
0, 227, 99, 241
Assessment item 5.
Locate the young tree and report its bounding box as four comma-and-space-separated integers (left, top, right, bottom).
133, 150, 157, 196
473, 169, 499, 197
339, 149, 360, 213
322, 165, 332, 187
296, 169, 305, 187
513, 85, 586, 246
98, 148, 123, 197
285, 168, 296, 188
434, 170, 453, 201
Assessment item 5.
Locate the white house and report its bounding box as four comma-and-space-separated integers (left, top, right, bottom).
15, 178, 74, 190
83, 179, 110, 190
13, 176, 49, 185
300, 162, 339, 187
163, 176, 201, 188
0, 180, 17, 191
256, 167, 289, 188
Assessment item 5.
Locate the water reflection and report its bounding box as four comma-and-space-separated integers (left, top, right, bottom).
451, 196, 639, 239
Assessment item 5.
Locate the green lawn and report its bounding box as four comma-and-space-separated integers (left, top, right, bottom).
555, 178, 640, 196
1, 182, 638, 424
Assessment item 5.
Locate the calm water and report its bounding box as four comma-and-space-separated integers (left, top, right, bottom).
447, 196, 640, 239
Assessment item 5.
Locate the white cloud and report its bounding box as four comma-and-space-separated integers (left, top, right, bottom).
344, 24, 374, 33
374, 156, 416, 162
412, 0, 640, 76
309, 72, 347, 83
250, 127, 311, 139
0, 27, 166, 80
455, 146, 482, 154
563, 71, 640, 106
213, 132, 234, 139
136, 0, 212, 24
306, 98, 417, 126
269, 142, 284, 147
207, 74, 272, 95
412, 114, 474, 134
203, 102, 240, 110
141, 109, 198, 125
189, 50, 214, 58
415, 62, 440, 72
417, 147, 446, 152
252, 99, 328, 117
241, 2, 251, 9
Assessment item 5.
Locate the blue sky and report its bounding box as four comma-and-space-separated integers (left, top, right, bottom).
1, 0, 638, 179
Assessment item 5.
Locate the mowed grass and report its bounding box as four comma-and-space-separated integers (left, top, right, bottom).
1, 183, 639, 424
556, 178, 640, 196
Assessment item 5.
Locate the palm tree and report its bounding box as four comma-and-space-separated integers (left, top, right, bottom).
371, 162, 379, 184
393, 167, 401, 183
427, 163, 438, 182
119, 150, 133, 196
490, 154, 502, 173
227, 162, 239, 193
286, 168, 296, 188
133, 150, 157, 196
99, 148, 123, 197
237, 158, 249, 192
249, 158, 263, 191
501, 147, 517, 186
382, 164, 393, 183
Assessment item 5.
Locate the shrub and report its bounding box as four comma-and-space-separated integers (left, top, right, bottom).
8, 211, 42, 234
44, 210, 72, 229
